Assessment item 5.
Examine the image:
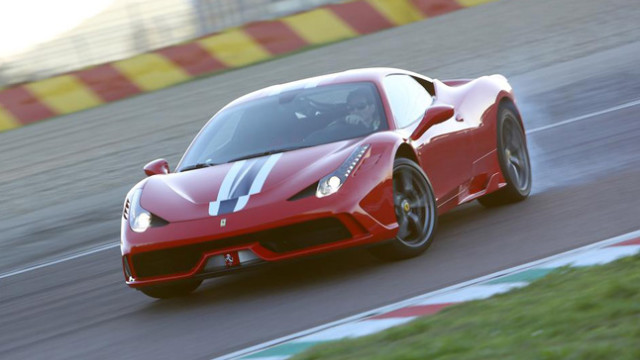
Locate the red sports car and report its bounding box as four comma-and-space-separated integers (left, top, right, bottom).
121, 68, 531, 298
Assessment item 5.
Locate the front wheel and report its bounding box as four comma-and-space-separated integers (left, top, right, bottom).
370, 158, 438, 261
138, 279, 202, 299
478, 101, 532, 207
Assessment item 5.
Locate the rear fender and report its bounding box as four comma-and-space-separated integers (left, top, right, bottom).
441, 79, 473, 87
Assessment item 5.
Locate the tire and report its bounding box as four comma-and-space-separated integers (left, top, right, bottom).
478, 101, 532, 207
138, 279, 202, 299
370, 158, 438, 261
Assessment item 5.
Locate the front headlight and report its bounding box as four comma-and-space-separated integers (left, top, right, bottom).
128, 189, 152, 233
316, 144, 370, 198
126, 188, 171, 232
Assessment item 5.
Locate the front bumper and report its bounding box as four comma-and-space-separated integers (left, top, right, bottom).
122, 177, 396, 288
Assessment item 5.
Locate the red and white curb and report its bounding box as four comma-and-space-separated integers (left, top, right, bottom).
216, 230, 640, 360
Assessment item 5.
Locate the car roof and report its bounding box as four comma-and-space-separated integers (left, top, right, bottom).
222, 68, 432, 110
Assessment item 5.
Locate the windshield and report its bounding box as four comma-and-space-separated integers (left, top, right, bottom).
178, 82, 387, 171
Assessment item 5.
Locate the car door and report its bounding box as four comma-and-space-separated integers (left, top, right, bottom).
382, 75, 474, 205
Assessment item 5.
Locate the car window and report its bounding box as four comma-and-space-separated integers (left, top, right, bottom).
193, 111, 240, 159
177, 82, 387, 170
383, 75, 433, 128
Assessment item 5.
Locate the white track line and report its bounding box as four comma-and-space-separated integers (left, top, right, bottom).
1, 99, 639, 280
526, 98, 640, 134
217, 228, 640, 360
0, 242, 119, 280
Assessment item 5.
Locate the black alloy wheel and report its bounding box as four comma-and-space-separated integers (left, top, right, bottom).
370, 158, 437, 260
478, 101, 532, 207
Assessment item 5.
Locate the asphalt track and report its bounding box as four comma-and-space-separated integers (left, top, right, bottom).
1, 0, 639, 358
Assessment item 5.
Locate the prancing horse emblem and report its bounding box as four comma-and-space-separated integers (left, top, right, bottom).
224, 253, 234, 267
220, 218, 226, 227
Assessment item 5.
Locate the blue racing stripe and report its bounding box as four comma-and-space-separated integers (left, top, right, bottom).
218, 199, 238, 216
229, 156, 269, 200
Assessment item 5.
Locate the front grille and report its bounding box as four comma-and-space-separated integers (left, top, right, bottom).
130, 218, 351, 278
131, 236, 256, 278
259, 218, 351, 253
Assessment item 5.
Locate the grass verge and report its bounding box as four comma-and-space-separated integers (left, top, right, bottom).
293, 254, 640, 360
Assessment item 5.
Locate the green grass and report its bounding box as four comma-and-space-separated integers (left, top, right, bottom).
293, 254, 640, 360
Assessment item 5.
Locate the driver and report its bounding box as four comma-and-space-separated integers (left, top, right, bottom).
303, 87, 382, 144
344, 88, 382, 130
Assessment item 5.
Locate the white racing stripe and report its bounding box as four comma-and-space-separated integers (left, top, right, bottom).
233, 153, 283, 212
228, 162, 253, 198
233, 195, 251, 212
1, 99, 639, 279
220, 161, 247, 198
249, 153, 282, 195
210, 160, 247, 216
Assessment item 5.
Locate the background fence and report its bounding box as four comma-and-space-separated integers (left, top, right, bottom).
0, 0, 342, 87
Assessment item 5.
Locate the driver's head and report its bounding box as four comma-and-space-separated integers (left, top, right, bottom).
347, 88, 377, 127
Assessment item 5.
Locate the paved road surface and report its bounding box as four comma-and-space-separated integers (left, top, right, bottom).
1, 0, 639, 358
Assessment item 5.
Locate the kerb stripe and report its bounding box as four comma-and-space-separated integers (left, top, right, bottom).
0, 86, 55, 125
411, 0, 463, 16
0, 105, 20, 131
327, 2, 395, 34
282, 8, 358, 45
369, 303, 456, 319
25, 75, 103, 114
244, 21, 309, 55
76, 64, 142, 102
156, 42, 228, 76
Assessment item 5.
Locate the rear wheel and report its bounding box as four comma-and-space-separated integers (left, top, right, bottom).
478, 101, 531, 207
139, 279, 202, 299
370, 158, 437, 261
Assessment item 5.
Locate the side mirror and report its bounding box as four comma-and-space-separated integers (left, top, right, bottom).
143, 159, 169, 176
410, 105, 455, 140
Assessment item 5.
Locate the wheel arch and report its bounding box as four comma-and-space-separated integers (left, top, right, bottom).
497, 94, 525, 131
394, 142, 419, 164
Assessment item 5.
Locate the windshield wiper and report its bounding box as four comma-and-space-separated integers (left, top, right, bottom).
179, 162, 219, 172
226, 146, 309, 163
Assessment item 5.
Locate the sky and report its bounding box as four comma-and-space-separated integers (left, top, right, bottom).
0, 0, 114, 58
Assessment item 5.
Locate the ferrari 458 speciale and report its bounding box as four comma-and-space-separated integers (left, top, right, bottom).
121, 68, 531, 298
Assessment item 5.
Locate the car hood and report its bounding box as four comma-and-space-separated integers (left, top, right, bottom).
140, 138, 365, 222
